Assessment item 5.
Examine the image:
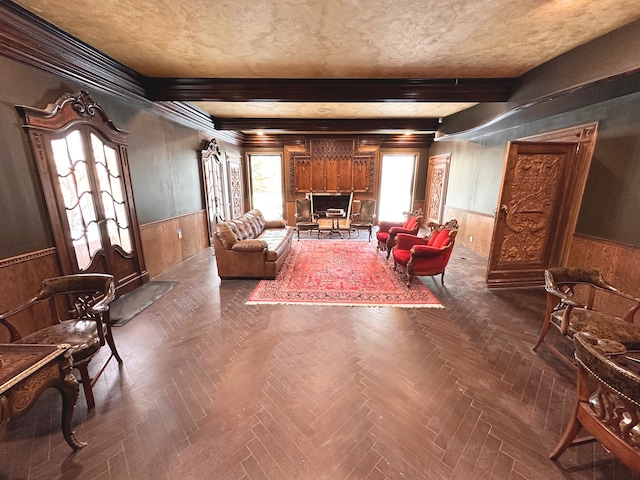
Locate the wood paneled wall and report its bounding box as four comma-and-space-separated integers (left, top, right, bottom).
443, 206, 495, 258
566, 234, 640, 319
0, 249, 61, 342
140, 210, 209, 279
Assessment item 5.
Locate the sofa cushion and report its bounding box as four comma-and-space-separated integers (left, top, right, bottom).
215, 223, 238, 249
232, 239, 268, 252
431, 230, 452, 248
244, 211, 263, 237
231, 219, 253, 240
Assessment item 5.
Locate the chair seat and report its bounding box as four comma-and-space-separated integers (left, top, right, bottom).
16, 320, 101, 363
391, 248, 411, 265
296, 221, 319, 228
551, 308, 640, 349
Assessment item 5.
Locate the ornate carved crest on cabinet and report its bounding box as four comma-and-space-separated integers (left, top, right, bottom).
289, 138, 376, 193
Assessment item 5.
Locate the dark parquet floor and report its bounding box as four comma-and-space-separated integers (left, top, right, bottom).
1, 240, 638, 479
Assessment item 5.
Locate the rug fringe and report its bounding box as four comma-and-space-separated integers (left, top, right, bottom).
246, 300, 444, 308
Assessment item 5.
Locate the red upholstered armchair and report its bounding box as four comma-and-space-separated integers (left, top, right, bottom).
376, 209, 424, 259
392, 220, 459, 286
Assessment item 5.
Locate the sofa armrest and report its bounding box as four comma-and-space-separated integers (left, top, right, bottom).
265, 219, 287, 228
232, 240, 268, 252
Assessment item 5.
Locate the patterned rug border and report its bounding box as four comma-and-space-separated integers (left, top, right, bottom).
246, 240, 443, 308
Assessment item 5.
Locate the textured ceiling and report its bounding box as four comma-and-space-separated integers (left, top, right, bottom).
12, 0, 640, 131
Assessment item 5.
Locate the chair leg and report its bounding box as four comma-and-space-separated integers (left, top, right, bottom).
105, 331, 123, 364
440, 271, 445, 286
76, 363, 95, 409
533, 315, 552, 352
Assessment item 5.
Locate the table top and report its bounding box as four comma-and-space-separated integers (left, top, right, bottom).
326, 209, 345, 217
0, 344, 68, 393
574, 332, 640, 406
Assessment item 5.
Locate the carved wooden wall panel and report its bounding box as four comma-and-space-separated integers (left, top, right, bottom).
353, 155, 374, 192
426, 153, 450, 224
294, 156, 312, 192
227, 156, 244, 219
0, 249, 61, 342
289, 137, 377, 193
311, 158, 325, 191
337, 158, 353, 192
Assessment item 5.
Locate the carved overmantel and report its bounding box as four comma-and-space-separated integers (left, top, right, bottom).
288, 137, 378, 194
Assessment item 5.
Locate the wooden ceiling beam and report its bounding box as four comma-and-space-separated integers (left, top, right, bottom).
213, 117, 440, 132
145, 78, 516, 102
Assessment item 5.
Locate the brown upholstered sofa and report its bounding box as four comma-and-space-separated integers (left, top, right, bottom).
213, 209, 294, 279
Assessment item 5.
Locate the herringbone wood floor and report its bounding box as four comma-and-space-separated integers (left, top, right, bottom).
1, 242, 638, 479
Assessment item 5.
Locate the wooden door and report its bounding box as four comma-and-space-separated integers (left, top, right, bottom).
17, 90, 148, 296
486, 141, 581, 288
425, 153, 450, 224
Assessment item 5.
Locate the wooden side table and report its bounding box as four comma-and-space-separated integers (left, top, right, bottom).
0, 343, 86, 450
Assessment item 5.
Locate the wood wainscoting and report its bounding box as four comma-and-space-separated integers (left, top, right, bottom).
0, 248, 62, 342
443, 206, 495, 258
566, 233, 640, 319
140, 210, 209, 278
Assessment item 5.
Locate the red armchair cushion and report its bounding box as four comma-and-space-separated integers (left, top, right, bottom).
376, 231, 390, 243
392, 249, 411, 267
404, 216, 417, 230
428, 230, 452, 248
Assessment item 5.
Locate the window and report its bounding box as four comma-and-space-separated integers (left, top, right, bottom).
248, 154, 283, 219
378, 154, 417, 221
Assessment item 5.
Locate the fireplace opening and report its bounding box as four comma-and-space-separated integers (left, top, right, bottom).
309, 193, 352, 217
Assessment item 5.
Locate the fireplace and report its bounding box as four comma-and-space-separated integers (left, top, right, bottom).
309, 193, 352, 216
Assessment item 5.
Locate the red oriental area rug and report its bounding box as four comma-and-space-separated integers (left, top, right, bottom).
246, 240, 442, 308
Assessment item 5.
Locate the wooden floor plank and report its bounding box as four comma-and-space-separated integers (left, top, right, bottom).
1, 242, 637, 479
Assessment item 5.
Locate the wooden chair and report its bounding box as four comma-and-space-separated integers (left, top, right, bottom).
551, 331, 640, 473
0, 273, 122, 409
533, 267, 640, 369
294, 198, 320, 240
349, 198, 376, 240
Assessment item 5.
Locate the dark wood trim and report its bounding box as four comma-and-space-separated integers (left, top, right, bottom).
0, 1, 231, 142
145, 77, 516, 103
241, 133, 433, 149
214, 117, 440, 132
0, 1, 145, 99
0, 248, 57, 269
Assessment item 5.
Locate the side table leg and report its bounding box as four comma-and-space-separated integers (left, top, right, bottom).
59, 350, 87, 450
